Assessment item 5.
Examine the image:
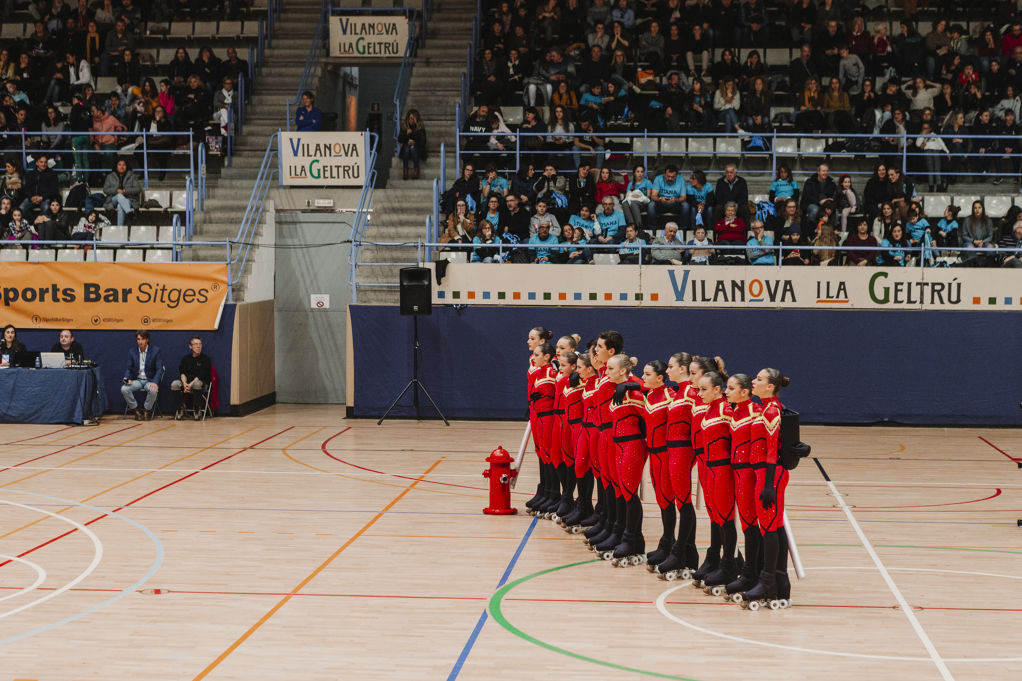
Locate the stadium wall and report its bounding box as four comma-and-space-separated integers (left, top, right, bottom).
349, 305, 1022, 426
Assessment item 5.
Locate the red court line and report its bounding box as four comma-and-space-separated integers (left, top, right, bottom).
0, 424, 139, 474
792, 488, 1003, 511
0, 426, 294, 568
979, 436, 1021, 462
1, 425, 75, 445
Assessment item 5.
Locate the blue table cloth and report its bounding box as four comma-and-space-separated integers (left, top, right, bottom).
0, 367, 106, 424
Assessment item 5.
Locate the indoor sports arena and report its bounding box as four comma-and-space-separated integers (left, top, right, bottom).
0, 0, 1019, 679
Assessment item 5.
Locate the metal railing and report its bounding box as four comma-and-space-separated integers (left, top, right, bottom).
286, 0, 330, 130
0, 237, 230, 264
347, 132, 381, 303
391, 9, 423, 146
229, 133, 279, 291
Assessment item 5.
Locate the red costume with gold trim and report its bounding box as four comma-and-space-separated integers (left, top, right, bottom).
665, 383, 697, 506
751, 396, 787, 533
609, 386, 647, 499
644, 385, 675, 509
730, 400, 761, 532
699, 396, 735, 526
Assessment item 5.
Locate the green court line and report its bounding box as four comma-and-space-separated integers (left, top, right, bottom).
487, 545, 1022, 678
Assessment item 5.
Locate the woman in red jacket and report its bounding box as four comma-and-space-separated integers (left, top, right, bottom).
738, 367, 792, 610
723, 373, 761, 599
545, 349, 576, 520
656, 352, 701, 578
687, 356, 727, 587
559, 351, 593, 531
527, 342, 558, 517
605, 354, 648, 565
525, 326, 553, 515
640, 359, 676, 570
693, 369, 738, 594
585, 330, 625, 552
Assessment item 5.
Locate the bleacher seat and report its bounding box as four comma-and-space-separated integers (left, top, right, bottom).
800, 138, 827, 158
95, 76, 118, 94
593, 253, 621, 265
57, 249, 85, 263
28, 248, 56, 262
102, 225, 129, 243
502, 108, 523, 126
193, 21, 217, 39
157, 225, 178, 243
144, 190, 171, 210
923, 194, 951, 217
750, 193, 768, 205
717, 138, 741, 156
169, 21, 194, 37
774, 137, 798, 156
688, 138, 714, 159
171, 191, 192, 211
116, 249, 144, 263
92, 248, 116, 262
146, 249, 174, 263
219, 21, 243, 38
0, 248, 25, 262
660, 138, 685, 159
131, 225, 159, 243
984, 195, 1012, 218
241, 20, 261, 38
954, 195, 981, 212
441, 252, 468, 263
0, 23, 25, 40
764, 48, 789, 67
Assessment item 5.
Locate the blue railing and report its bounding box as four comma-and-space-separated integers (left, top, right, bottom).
0, 238, 230, 264
286, 0, 329, 130
391, 9, 423, 147
348, 132, 381, 303
229, 133, 279, 293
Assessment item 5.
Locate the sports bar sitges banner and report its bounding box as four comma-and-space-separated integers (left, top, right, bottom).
0, 262, 229, 329
279, 132, 366, 187
329, 15, 409, 58
429, 264, 1022, 311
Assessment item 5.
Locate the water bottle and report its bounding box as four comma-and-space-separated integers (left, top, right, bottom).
34, 355, 41, 369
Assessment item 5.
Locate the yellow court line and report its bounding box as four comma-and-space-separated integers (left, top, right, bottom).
0, 424, 176, 488
191, 457, 444, 681
35, 423, 112, 444
281, 437, 478, 499
0, 426, 260, 542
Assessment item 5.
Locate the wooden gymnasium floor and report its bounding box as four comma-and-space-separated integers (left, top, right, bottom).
0, 405, 1019, 681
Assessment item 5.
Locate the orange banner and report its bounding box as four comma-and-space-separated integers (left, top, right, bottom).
0, 262, 229, 330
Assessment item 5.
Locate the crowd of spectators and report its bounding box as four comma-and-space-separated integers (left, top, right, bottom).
439, 158, 1021, 267
454, 0, 1022, 187
0, 0, 252, 241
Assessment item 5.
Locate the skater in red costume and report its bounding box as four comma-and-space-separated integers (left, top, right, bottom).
551, 348, 581, 520
605, 354, 648, 565
738, 368, 793, 609
527, 342, 558, 517
525, 327, 553, 515
567, 349, 604, 533
637, 360, 676, 569
687, 356, 728, 586
723, 373, 762, 599
532, 334, 580, 518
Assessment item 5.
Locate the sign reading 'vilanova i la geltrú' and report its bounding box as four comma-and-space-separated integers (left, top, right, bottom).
427, 264, 1022, 311
329, 15, 409, 58
279, 132, 366, 186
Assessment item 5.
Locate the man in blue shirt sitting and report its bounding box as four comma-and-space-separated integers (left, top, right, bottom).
746, 220, 776, 265
529, 222, 560, 263
595, 197, 626, 247
649, 164, 688, 231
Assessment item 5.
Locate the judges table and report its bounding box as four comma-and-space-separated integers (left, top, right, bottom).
0, 367, 105, 424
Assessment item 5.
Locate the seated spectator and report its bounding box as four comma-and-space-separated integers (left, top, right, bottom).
835, 174, 859, 234
571, 117, 605, 170
546, 105, 575, 152
471, 220, 501, 263
518, 106, 548, 160
480, 164, 509, 199
6, 207, 35, 242
168, 47, 194, 87
812, 223, 841, 265
916, 121, 948, 191
793, 77, 824, 132
960, 200, 993, 263
529, 221, 559, 263
33, 198, 68, 241
443, 163, 480, 215
873, 201, 899, 242
746, 220, 775, 265
51, 329, 84, 364
617, 223, 645, 264
685, 169, 714, 230
474, 48, 503, 104
220, 47, 249, 85
70, 208, 110, 241
621, 164, 652, 230
212, 76, 236, 135
21, 154, 60, 218
294, 90, 322, 132
904, 208, 930, 247
41, 106, 67, 152
838, 46, 865, 96
637, 20, 665, 73
532, 164, 567, 210
714, 201, 746, 247
91, 103, 126, 167
560, 223, 593, 264
503, 194, 531, 242
649, 164, 687, 230
686, 224, 714, 264
0, 325, 26, 366
713, 77, 740, 132
595, 197, 626, 244
101, 19, 133, 76
103, 159, 141, 225
768, 198, 800, 246
934, 205, 959, 247
822, 77, 853, 132
768, 165, 799, 214
595, 167, 625, 206
685, 24, 711, 78
885, 167, 914, 222
650, 220, 684, 264
999, 220, 1022, 268
568, 203, 598, 240
477, 194, 505, 232
1, 159, 24, 206
566, 164, 596, 216
443, 199, 476, 247
714, 164, 748, 221
158, 79, 176, 116
878, 223, 911, 266
121, 330, 163, 421
844, 217, 878, 266
686, 78, 714, 131
116, 48, 140, 96
142, 105, 176, 181
577, 46, 609, 94
742, 75, 771, 131
529, 199, 560, 237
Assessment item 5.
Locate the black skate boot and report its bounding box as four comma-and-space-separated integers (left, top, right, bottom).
583, 484, 608, 538
739, 570, 778, 611
594, 496, 627, 560
725, 557, 760, 602
690, 549, 720, 588
560, 498, 585, 531
774, 570, 792, 609
611, 496, 645, 567
645, 535, 674, 571
587, 492, 617, 550
700, 557, 738, 597
524, 480, 543, 515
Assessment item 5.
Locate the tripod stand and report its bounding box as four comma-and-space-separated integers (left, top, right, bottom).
378, 315, 449, 425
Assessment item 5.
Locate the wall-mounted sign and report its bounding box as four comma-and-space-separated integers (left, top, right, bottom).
329, 15, 409, 59
279, 131, 366, 186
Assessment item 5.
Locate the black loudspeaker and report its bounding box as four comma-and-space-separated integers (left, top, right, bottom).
399, 267, 432, 316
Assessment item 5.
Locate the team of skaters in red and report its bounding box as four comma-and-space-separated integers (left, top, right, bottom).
526, 326, 793, 610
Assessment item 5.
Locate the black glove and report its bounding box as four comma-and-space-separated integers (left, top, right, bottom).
569, 372, 580, 388
759, 465, 776, 509
612, 381, 640, 405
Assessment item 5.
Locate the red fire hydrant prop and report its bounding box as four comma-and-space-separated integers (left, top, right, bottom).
483, 446, 518, 515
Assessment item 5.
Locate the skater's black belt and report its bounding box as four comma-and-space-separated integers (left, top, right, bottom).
752, 461, 772, 469
613, 433, 645, 443
568, 417, 583, 424
694, 447, 704, 455
598, 423, 611, 431
731, 462, 752, 470
538, 410, 557, 417
649, 445, 668, 454
553, 408, 565, 415
706, 458, 732, 468
667, 439, 692, 447
583, 422, 597, 428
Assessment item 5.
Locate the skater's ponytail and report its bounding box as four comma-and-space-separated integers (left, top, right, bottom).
762, 367, 790, 394
692, 355, 727, 380
609, 354, 638, 373
646, 359, 667, 379
531, 326, 553, 342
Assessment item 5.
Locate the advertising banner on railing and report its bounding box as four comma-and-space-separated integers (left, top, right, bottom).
279, 131, 366, 186
0, 262, 228, 330
328, 15, 409, 59
428, 264, 1022, 311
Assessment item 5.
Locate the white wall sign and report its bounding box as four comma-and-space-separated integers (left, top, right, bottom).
279, 132, 366, 187
428, 264, 1022, 311
311, 294, 330, 309
329, 15, 409, 59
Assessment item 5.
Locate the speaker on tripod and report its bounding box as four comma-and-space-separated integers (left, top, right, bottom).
378, 267, 449, 425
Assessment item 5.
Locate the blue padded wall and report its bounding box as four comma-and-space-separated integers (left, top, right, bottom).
350, 305, 1021, 426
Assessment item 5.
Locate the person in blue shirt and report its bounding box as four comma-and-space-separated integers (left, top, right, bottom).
879, 223, 911, 266
649, 164, 688, 231
745, 220, 776, 265
621, 164, 653, 230
472, 220, 501, 262
568, 203, 598, 240
935, 204, 959, 247
684, 169, 714, 230
561, 222, 593, 264
294, 90, 322, 131
617, 223, 646, 264
529, 222, 560, 263
768, 165, 799, 213
904, 208, 930, 246
595, 197, 626, 244
481, 164, 510, 198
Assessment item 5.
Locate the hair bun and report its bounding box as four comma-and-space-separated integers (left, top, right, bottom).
571, 333, 581, 343
781, 375, 791, 388
713, 356, 726, 371
630, 356, 639, 366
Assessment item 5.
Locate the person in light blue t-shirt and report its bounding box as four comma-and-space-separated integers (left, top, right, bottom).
568, 204, 598, 239
595, 197, 627, 245
529, 222, 560, 262
649, 164, 688, 230
621, 164, 653, 230
745, 220, 776, 265
768, 164, 799, 213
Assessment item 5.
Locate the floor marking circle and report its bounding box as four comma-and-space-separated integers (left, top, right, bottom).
0, 554, 46, 603
656, 566, 1022, 663
0, 489, 163, 646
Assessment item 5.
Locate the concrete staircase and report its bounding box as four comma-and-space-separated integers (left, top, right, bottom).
353, 0, 474, 304
184, 0, 324, 300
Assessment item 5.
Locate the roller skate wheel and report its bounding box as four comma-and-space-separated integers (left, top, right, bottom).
702, 585, 713, 595
570, 526, 582, 534
691, 580, 704, 589
779, 598, 791, 609
710, 585, 725, 597
680, 569, 694, 579
664, 571, 677, 581
769, 599, 781, 610
608, 558, 619, 566
551, 514, 560, 523
747, 600, 760, 611
632, 555, 645, 566
601, 551, 615, 561
732, 593, 745, 604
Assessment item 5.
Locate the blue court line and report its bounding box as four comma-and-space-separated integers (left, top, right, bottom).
447, 516, 539, 681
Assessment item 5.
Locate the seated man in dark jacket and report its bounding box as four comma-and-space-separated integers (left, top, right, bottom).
171, 336, 213, 419
121, 330, 165, 421
800, 163, 837, 226
21, 154, 60, 218
714, 164, 749, 221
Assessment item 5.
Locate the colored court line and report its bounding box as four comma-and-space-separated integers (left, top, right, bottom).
791, 488, 1003, 511
190, 456, 445, 681
979, 436, 1021, 463
0, 426, 283, 561
447, 516, 539, 681
0, 424, 139, 474
0, 425, 74, 445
